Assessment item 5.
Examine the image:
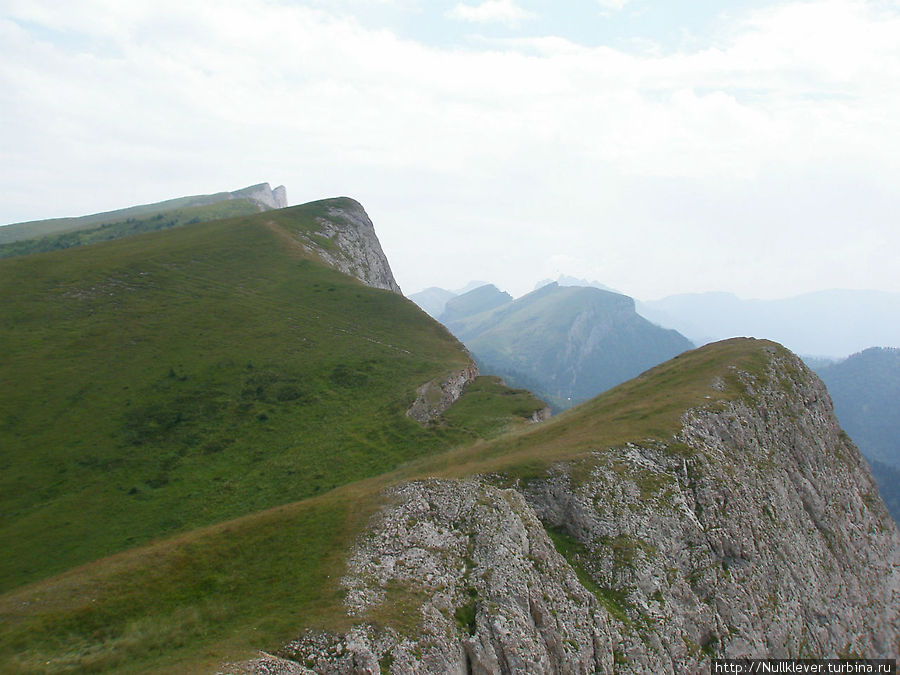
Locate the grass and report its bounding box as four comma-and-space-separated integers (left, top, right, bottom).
0, 336, 776, 673
0, 194, 784, 673
0, 202, 547, 594
0, 488, 361, 674
399, 337, 776, 482
0, 200, 262, 259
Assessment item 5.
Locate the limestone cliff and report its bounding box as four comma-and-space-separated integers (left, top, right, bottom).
228, 341, 899, 674
231, 182, 288, 210
292, 198, 402, 294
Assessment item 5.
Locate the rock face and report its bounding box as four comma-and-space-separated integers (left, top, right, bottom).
295, 198, 402, 294
231, 182, 288, 210
237, 343, 900, 673
407, 364, 479, 424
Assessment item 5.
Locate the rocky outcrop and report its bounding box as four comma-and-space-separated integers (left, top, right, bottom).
294, 198, 402, 294
235, 343, 900, 673
275, 479, 615, 673
232, 183, 288, 210
407, 364, 479, 424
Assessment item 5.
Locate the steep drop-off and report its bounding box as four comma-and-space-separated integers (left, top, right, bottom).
232, 340, 899, 673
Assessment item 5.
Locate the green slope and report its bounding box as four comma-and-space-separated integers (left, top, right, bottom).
0, 338, 771, 674
0, 184, 279, 245
0, 199, 262, 259
0, 201, 545, 596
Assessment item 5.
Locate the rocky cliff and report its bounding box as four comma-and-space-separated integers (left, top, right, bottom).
227, 340, 899, 674
232, 182, 288, 210
291, 198, 402, 294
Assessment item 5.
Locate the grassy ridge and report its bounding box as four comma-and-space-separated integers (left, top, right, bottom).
0, 184, 276, 245
0, 203, 545, 596
0, 338, 773, 673
0, 199, 262, 259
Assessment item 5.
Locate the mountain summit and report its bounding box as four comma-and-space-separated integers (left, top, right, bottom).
278, 197, 402, 294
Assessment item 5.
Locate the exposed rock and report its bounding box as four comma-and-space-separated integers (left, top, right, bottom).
232, 182, 288, 210
294, 198, 402, 294
529, 406, 552, 423
278, 479, 615, 674
245, 343, 899, 673
218, 652, 314, 675
407, 364, 479, 424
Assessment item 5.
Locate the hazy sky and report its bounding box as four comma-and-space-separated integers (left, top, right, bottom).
2, 0, 899, 300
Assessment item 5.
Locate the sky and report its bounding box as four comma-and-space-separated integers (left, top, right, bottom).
1, 0, 899, 300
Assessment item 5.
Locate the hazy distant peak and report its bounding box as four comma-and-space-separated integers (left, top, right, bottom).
535, 275, 620, 294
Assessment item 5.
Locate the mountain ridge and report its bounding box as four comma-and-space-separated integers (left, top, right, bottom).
0, 182, 288, 245
229, 339, 900, 672
1, 190, 898, 673
442, 282, 694, 409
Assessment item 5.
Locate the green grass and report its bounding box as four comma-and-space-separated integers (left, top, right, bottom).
400, 337, 775, 482
0, 337, 776, 673
0, 184, 276, 245
0, 202, 546, 595
0, 194, 782, 674
0, 489, 360, 674
0, 200, 261, 259
441, 376, 547, 438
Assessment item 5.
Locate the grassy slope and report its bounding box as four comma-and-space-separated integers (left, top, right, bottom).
0, 186, 275, 245
0, 338, 771, 674
0, 199, 263, 259
0, 201, 553, 598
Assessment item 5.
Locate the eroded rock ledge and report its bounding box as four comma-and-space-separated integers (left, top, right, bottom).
406, 364, 479, 424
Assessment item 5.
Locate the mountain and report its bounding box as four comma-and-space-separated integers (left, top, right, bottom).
0, 182, 288, 258
638, 290, 900, 358
225, 339, 899, 672
444, 282, 693, 410
811, 347, 900, 469
2, 194, 898, 672
535, 274, 621, 294
0, 195, 546, 598
408, 280, 494, 319
440, 283, 513, 329
810, 348, 900, 524
868, 458, 900, 527
407, 286, 458, 318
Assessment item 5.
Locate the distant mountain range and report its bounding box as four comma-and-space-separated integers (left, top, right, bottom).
811, 347, 900, 523
433, 282, 693, 410
637, 290, 900, 357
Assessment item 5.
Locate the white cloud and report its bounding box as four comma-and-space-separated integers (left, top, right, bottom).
446, 0, 537, 26
595, 0, 632, 9
1, 0, 899, 301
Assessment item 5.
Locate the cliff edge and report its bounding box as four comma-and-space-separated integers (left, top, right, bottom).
287, 197, 402, 294
227, 340, 899, 673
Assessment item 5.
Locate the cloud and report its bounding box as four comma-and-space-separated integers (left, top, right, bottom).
446, 0, 537, 26
594, 0, 632, 9
1, 0, 899, 301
